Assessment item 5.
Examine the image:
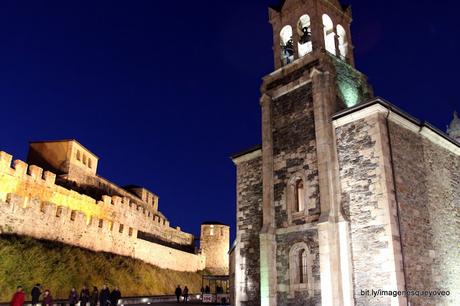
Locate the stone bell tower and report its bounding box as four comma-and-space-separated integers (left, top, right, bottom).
233, 0, 373, 306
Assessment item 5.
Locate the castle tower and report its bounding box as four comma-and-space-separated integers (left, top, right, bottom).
200, 222, 230, 275
447, 111, 460, 142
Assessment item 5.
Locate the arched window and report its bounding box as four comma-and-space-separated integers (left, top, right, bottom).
336, 24, 347, 60
76, 150, 81, 161
82, 154, 87, 165
295, 179, 305, 212
88, 159, 92, 169
287, 173, 309, 224
289, 242, 313, 293
280, 25, 294, 66
297, 15, 312, 57
299, 249, 308, 284
322, 14, 336, 55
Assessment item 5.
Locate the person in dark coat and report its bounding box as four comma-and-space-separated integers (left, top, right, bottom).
90, 287, 99, 306
174, 285, 182, 303
109, 287, 121, 306
182, 286, 189, 303
99, 285, 110, 306
68, 287, 79, 306
80, 285, 90, 306
10, 286, 25, 306
31, 284, 41, 306
42, 290, 53, 306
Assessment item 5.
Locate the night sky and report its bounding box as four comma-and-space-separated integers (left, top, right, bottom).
1, 0, 458, 241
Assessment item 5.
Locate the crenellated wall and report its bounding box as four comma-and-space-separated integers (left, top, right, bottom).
0, 150, 205, 272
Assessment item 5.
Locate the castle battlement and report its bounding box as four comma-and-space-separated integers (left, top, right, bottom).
0, 150, 190, 246
0, 142, 229, 275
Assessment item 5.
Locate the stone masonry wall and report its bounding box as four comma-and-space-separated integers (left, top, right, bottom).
235, 154, 263, 306
389, 121, 460, 305
275, 229, 321, 306
272, 83, 320, 227
270, 83, 321, 306
0, 151, 205, 272
200, 224, 230, 275
336, 114, 405, 306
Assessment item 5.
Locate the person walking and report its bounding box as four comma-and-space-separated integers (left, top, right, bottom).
182, 286, 189, 303
42, 290, 53, 306
99, 285, 110, 306
31, 284, 41, 306
109, 287, 121, 306
68, 287, 79, 306
10, 286, 25, 306
90, 287, 99, 306
174, 285, 182, 303
80, 286, 90, 306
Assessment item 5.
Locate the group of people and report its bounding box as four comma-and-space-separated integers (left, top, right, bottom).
10, 284, 122, 306
174, 285, 189, 303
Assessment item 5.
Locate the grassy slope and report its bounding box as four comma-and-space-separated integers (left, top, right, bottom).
0, 234, 203, 302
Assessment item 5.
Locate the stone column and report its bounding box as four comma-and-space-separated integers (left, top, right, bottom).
310, 68, 354, 306
259, 93, 278, 306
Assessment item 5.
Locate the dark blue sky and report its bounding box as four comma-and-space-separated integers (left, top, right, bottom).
1, 0, 458, 240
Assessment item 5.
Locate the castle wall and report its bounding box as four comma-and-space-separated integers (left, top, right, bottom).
389, 121, 460, 305
233, 152, 263, 306
335, 112, 406, 305
0, 151, 205, 272
0, 151, 193, 246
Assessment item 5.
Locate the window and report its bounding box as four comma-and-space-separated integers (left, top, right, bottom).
210, 225, 214, 236
88, 159, 92, 169
287, 173, 308, 224
297, 15, 312, 57
98, 219, 104, 228
322, 14, 336, 55
82, 154, 87, 165
128, 227, 133, 237
76, 150, 81, 161
336, 25, 347, 60
299, 249, 308, 284
280, 25, 294, 66
56, 207, 62, 217
119, 224, 124, 233
294, 179, 305, 212
289, 242, 313, 293
70, 210, 76, 221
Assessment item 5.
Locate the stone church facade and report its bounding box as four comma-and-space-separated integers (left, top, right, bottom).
231, 0, 460, 306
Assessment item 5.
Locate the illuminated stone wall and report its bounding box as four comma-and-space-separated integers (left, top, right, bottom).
233, 152, 263, 306
335, 106, 460, 306
336, 113, 407, 305
270, 84, 321, 305
389, 121, 460, 305
0, 151, 205, 272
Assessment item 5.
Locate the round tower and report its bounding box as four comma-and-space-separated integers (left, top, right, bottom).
447, 111, 460, 142
200, 222, 230, 275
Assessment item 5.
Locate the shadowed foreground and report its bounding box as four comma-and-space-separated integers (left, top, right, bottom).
0, 234, 203, 302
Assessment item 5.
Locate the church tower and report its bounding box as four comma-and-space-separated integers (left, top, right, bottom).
260, 1, 372, 305
233, 0, 373, 305
232, 1, 459, 306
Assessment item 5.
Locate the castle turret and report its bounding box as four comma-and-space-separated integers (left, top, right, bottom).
447, 111, 460, 142
200, 222, 230, 275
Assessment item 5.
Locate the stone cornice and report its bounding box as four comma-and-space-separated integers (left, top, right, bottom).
332, 98, 460, 156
